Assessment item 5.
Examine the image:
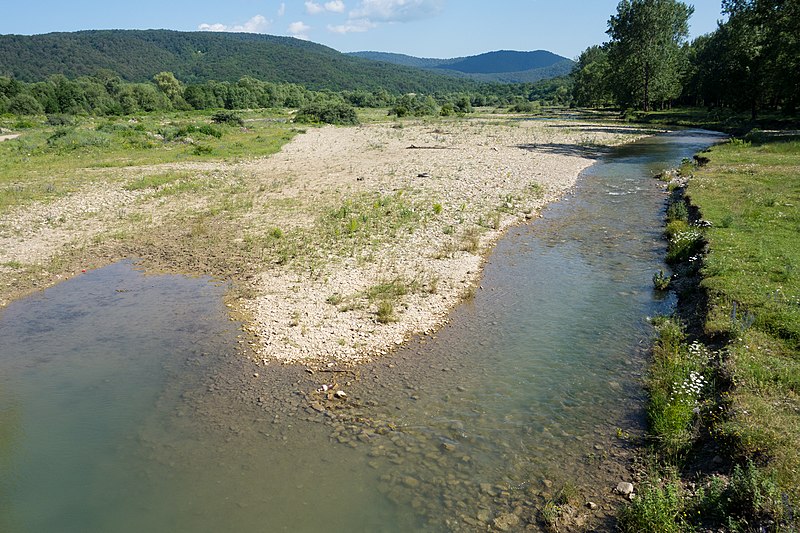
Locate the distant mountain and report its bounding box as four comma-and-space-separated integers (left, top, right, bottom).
0, 30, 484, 94
348, 50, 574, 83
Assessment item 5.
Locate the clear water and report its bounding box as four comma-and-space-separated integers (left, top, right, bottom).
0, 130, 723, 532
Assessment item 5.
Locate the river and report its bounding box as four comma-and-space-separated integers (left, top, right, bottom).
0, 129, 723, 532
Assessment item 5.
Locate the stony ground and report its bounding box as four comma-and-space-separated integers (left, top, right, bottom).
0, 117, 650, 367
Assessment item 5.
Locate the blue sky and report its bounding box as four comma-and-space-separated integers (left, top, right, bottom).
1, 1, 725, 60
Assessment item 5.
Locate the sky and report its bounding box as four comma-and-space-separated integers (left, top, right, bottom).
0, 1, 726, 60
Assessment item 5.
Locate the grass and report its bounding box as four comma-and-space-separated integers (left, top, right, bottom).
626, 132, 800, 531
0, 109, 296, 213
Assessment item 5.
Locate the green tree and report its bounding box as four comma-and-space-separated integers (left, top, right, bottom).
606, 0, 694, 111
571, 45, 612, 107
8, 93, 44, 115
153, 71, 185, 109
721, 0, 800, 116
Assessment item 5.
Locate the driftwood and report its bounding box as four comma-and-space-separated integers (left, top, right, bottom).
406, 144, 449, 150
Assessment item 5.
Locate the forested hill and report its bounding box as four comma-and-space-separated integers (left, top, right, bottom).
348, 50, 574, 83
0, 30, 485, 93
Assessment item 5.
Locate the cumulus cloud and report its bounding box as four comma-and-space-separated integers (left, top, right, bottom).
350, 0, 444, 23
288, 21, 312, 39
306, 1, 346, 15
305, 1, 325, 14
325, 1, 347, 12
198, 14, 270, 33
327, 19, 375, 34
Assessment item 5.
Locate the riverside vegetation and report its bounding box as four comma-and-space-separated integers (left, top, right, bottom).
621, 131, 800, 532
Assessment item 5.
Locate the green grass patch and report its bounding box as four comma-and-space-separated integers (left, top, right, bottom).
627, 132, 800, 531
688, 136, 800, 346
124, 171, 188, 191
0, 110, 297, 213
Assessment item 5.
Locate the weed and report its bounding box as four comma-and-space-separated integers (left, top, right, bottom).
666, 199, 689, 223
617, 479, 685, 533
376, 300, 395, 323
653, 270, 671, 291
432, 202, 443, 215
326, 293, 343, 306
459, 227, 481, 253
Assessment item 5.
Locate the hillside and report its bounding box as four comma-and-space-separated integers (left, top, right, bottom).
348, 50, 574, 83
0, 30, 483, 93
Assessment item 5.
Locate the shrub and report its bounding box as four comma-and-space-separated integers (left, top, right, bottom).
376, 300, 395, 323
666, 199, 689, 223
8, 93, 44, 115
666, 228, 704, 264
294, 102, 359, 125
618, 479, 685, 533
509, 101, 541, 113
211, 110, 244, 126
653, 270, 671, 290
46, 114, 74, 126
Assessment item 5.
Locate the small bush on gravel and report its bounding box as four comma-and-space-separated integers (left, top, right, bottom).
211, 111, 244, 126
294, 102, 359, 125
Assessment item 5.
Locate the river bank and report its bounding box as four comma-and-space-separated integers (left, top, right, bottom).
0, 116, 654, 366
619, 130, 800, 532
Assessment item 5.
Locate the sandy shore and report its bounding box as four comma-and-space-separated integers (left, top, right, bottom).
0, 117, 650, 366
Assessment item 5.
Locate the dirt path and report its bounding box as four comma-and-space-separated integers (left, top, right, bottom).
0, 118, 652, 367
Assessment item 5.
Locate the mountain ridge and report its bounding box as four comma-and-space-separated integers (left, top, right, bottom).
347, 50, 574, 83
0, 29, 488, 94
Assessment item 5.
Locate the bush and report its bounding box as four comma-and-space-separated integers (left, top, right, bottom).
211, 110, 244, 126
666, 228, 704, 264
8, 93, 44, 115
294, 102, 359, 125
46, 114, 74, 126
666, 199, 689, 223
376, 300, 395, 323
618, 479, 685, 533
509, 101, 542, 113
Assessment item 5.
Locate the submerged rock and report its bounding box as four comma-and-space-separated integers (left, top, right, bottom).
493, 512, 520, 531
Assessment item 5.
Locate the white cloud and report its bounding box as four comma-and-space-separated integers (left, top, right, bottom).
306, 1, 346, 15
277, 3, 286, 16
325, 1, 346, 13
198, 14, 270, 33
288, 21, 312, 39
327, 19, 375, 34
350, 0, 443, 22
305, 1, 324, 14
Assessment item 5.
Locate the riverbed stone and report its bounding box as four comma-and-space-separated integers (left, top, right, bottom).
493, 512, 520, 531
616, 482, 635, 495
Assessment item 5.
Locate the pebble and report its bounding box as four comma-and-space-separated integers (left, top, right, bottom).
616, 482, 635, 495
493, 513, 520, 531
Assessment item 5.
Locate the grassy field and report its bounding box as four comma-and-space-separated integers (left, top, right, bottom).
0, 109, 297, 212
621, 131, 800, 531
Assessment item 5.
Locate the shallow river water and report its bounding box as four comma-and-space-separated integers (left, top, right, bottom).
0, 130, 722, 532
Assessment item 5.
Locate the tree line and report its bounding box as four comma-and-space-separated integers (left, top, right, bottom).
0, 69, 573, 119
571, 0, 799, 118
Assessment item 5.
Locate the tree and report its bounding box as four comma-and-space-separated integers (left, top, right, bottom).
8, 93, 44, 115
721, 0, 800, 116
153, 71, 185, 109
606, 0, 694, 111
571, 45, 612, 107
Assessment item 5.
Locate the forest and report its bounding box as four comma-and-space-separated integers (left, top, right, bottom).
571, 0, 799, 119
